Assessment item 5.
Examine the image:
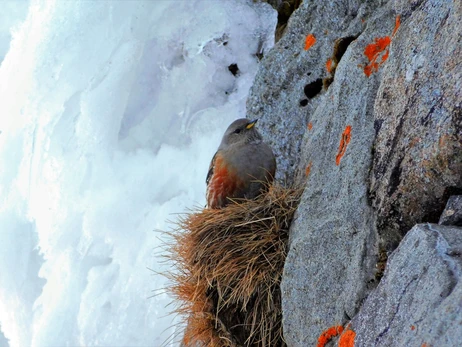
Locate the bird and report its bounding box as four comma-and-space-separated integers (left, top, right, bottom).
206, 118, 276, 209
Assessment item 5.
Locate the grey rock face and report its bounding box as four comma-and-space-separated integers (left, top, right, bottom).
268, 1, 388, 345
351, 224, 462, 347
439, 196, 462, 226
247, 0, 375, 184
369, 0, 462, 251
247, 0, 462, 345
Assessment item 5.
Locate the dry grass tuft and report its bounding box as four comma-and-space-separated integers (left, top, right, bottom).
167, 184, 302, 346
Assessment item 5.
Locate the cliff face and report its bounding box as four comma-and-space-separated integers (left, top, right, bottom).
247, 0, 462, 345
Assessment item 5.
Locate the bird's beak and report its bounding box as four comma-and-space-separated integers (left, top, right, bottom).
246, 119, 258, 129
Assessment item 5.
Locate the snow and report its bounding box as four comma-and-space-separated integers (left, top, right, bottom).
0, 1, 29, 64
0, 1, 276, 346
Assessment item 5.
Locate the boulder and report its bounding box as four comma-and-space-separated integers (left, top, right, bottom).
351, 224, 462, 347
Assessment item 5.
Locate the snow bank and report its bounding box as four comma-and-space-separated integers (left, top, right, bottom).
0, 1, 276, 346
0, 1, 29, 64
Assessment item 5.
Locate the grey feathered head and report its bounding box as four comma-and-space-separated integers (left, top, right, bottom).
219, 118, 262, 149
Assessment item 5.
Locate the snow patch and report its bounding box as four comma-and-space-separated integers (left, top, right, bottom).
0, 1, 277, 346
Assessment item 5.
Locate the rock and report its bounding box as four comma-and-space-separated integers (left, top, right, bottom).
369, 0, 462, 251
247, 0, 462, 345
247, 0, 372, 184
439, 196, 462, 226
351, 224, 462, 346
260, 1, 303, 43
261, 1, 386, 345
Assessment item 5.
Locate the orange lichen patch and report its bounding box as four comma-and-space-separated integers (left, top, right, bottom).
317, 325, 344, 347
326, 58, 333, 73
421, 343, 430, 347
411, 325, 416, 331
335, 125, 352, 165
363, 37, 391, 77
338, 329, 356, 347
304, 34, 316, 50
364, 36, 391, 61
362, 15, 401, 77
308, 122, 313, 130
305, 162, 312, 177
392, 15, 401, 36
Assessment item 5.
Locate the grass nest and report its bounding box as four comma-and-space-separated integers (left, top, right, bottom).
167, 184, 302, 346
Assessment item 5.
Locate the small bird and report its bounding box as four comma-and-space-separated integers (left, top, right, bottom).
206, 118, 276, 209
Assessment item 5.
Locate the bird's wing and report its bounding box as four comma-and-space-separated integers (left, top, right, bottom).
206, 151, 217, 186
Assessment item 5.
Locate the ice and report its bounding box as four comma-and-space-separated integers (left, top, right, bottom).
0, 1, 276, 346
0, 1, 29, 64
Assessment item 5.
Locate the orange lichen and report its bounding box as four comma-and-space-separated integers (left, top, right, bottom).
421, 343, 430, 347
305, 162, 312, 177
335, 125, 352, 165
304, 34, 316, 50
363, 37, 391, 77
411, 325, 416, 331
308, 122, 313, 130
362, 15, 400, 77
364, 37, 391, 61
338, 329, 356, 347
392, 15, 401, 36
317, 325, 344, 347
326, 58, 333, 73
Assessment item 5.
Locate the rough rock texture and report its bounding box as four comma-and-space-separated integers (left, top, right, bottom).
369, 0, 462, 250
246, 0, 462, 345
351, 224, 462, 346
248, 0, 376, 184
272, 2, 384, 344
439, 195, 462, 226
260, 0, 303, 42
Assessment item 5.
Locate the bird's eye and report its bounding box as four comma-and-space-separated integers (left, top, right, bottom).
234, 128, 241, 134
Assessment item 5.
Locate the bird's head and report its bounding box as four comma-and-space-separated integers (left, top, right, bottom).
219, 118, 262, 149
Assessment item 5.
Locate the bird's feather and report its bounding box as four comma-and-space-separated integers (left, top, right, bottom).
206, 151, 217, 186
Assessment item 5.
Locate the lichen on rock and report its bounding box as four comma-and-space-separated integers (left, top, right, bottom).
246, 0, 462, 345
